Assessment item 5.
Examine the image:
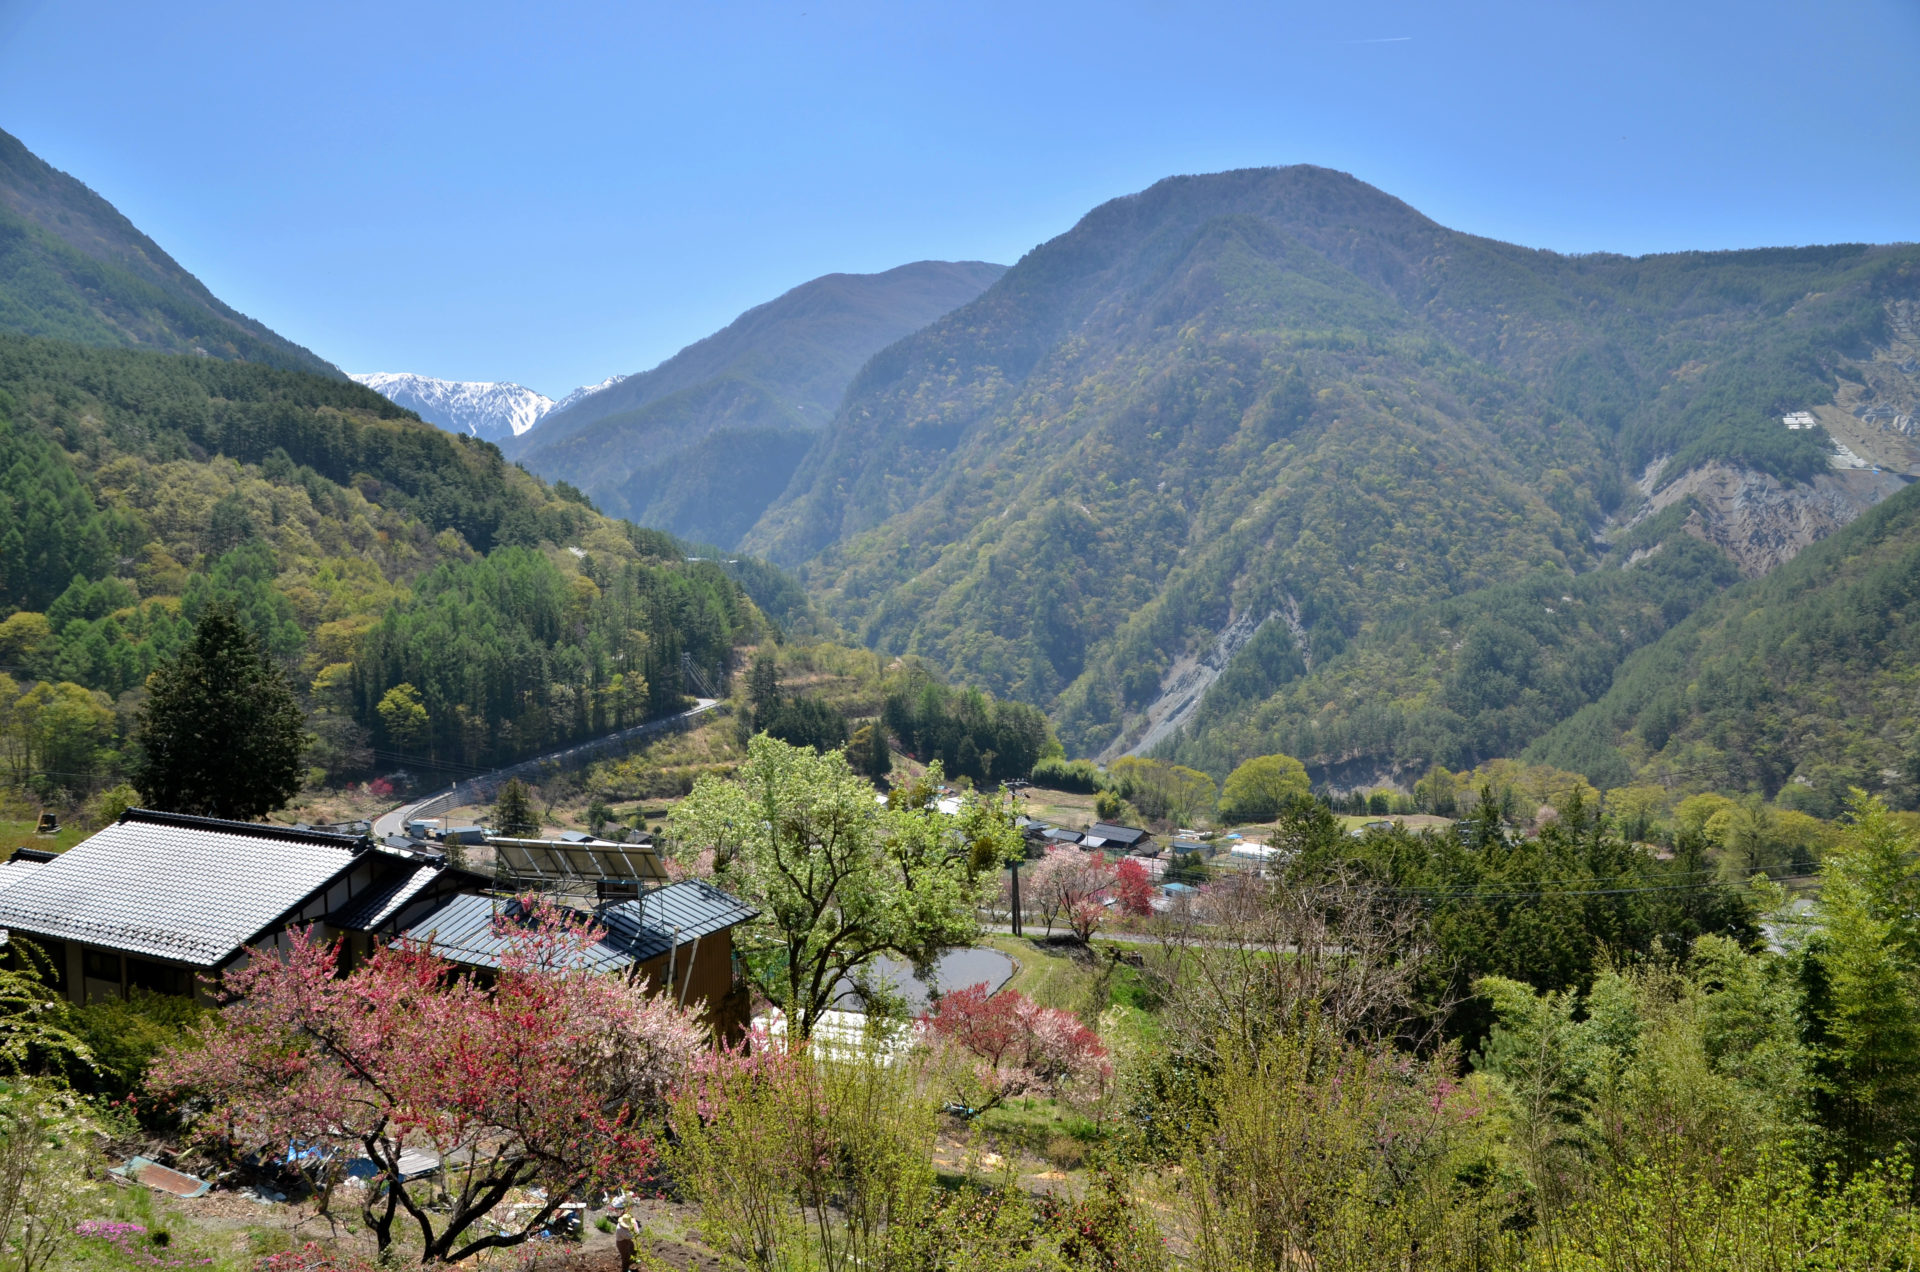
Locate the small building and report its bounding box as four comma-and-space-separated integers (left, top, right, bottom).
1043, 827, 1085, 848
397, 881, 758, 1027
1086, 822, 1153, 853
0, 809, 486, 1005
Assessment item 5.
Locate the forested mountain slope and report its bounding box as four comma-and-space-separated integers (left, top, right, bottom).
0, 129, 337, 377
510, 260, 1005, 546
744, 166, 1920, 775
1525, 478, 1920, 811
0, 336, 764, 799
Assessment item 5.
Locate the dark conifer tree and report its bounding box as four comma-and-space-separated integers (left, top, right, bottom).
493, 778, 539, 838
132, 601, 305, 820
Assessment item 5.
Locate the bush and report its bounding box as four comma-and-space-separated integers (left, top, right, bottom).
72, 989, 207, 1102
1032, 757, 1105, 793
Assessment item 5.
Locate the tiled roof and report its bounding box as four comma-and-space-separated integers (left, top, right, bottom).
399, 881, 757, 973
0, 858, 45, 894
0, 810, 364, 966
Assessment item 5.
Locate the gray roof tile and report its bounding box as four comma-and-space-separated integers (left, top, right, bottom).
0, 812, 362, 966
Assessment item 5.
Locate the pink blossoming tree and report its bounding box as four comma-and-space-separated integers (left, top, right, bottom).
1024, 849, 1118, 942
152, 900, 704, 1263
921, 983, 1111, 1113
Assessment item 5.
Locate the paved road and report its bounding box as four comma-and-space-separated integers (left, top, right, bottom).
371, 698, 721, 838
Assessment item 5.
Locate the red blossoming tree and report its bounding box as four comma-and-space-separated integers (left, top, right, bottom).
921, 983, 1111, 1113
1112, 857, 1154, 917
152, 900, 704, 1263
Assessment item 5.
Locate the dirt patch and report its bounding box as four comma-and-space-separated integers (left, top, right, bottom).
1628, 460, 1905, 576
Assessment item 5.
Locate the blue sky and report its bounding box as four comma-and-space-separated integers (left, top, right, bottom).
1, 0, 1915, 398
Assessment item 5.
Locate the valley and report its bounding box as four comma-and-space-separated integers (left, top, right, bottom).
4, 23, 1920, 1270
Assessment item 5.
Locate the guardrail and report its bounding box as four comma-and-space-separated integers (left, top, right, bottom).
377, 700, 728, 833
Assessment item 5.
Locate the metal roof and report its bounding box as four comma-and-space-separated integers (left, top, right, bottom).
398, 881, 757, 973
601, 880, 759, 963
327, 857, 479, 933
1088, 822, 1150, 845
0, 810, 364, 965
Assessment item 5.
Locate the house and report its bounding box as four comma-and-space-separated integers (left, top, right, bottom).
1084, 822, 1153, 854
1043, 827, 1085, 848
0, 809, 760, 1027
0, 809, 486, 1005
396, 881, 758, 1027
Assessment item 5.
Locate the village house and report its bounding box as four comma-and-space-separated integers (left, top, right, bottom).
0, 808, 756, 1026
1082, 822, 1154, 855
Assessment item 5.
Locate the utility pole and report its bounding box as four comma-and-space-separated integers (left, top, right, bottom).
1009, 857, 1022, 937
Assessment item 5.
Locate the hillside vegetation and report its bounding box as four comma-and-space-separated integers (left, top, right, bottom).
511, 260, 1005, 545
0, 127, 336, 377
742, 166, 1920, 783
0, 335, 764, 801
1529, 478, 1920, 811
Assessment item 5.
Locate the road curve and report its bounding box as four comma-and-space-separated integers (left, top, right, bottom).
370, 698, 721, 839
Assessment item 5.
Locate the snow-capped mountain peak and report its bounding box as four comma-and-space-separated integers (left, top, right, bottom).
349, 372, 555, 442
549, 373, 630, 417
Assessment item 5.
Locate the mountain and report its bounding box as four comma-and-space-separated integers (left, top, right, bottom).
510, 260, 1007, 546
740, 166, 1920, 786
0, 332, 764, 788
0, 127, 337, 378
349, 371, 556, 442
1527, 440, 1920, 813
550, 373, 629, 417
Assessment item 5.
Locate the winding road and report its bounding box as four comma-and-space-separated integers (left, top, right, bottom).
371, 698, 722, 838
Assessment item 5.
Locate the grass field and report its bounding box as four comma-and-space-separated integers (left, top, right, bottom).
0, 817, 85, 856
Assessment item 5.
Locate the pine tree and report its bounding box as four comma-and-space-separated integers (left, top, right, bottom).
132, 601, 305, 820
747, 650, 780, 729
494, 778, 539, 838
867, 720, 891, 780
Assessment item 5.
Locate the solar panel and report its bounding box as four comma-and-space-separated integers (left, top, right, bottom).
489, 838, 672, 887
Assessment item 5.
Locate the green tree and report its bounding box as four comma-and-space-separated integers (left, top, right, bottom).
747, 649, 780, 727
376, 682, 429, 750
131, 601, 305, 820
0, 1081, 101, 1272
493, 778, 539, 838
1110, 756, 1217, 826
761, 696, 848, 753
1805, 790, 1920, 1166
669, 735, 1000, 1038
866, 719, 891, 780
1218, 753, 1312, 823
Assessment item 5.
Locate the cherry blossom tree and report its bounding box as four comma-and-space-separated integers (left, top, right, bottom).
152, 900, 704, 1263
1024, 848, 1118, 942
921, 983, 1111, 1114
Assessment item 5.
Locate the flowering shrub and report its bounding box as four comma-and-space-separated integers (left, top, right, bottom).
921, 983, 1111, 1112
73, 1221, 213, 1267
152, 899, 705, 1263
256, 1241, 383, 1272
